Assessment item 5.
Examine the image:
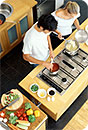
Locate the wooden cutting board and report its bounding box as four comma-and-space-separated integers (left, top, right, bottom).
0, 89, 47, 130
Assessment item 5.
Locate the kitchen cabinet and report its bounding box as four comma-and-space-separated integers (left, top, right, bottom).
0, 0, 37, 59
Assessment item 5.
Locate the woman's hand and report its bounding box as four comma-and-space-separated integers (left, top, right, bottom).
57, 33, 64, 40
42, 61, 53, 70
49, 51, 55, 59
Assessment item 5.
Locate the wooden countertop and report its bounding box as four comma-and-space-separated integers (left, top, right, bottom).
0, 0, 37, 32
63, 100, 88, 130
19, 19, 88, 120
0, 89, 47, 130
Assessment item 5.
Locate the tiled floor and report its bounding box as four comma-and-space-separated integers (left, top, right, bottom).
0, 0, 88, 130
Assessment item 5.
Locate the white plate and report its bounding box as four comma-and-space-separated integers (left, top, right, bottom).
30, 83, 39, 93
85, 24, 88, 33
37, 89, 47, 98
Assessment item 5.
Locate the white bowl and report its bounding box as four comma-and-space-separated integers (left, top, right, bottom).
47, 88, 56, 97
30, 83, 39, 93
85, 39, 88, 46
37, 89, 47, 98
85, 24, 88, 33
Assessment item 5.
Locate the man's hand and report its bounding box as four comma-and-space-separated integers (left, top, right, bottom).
42, 61, 53, 70
49, 51, 55, 59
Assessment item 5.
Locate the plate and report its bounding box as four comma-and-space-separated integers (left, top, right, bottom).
37, 89, 47, 98
1, 89, 23, 110
30, 83, 39, 93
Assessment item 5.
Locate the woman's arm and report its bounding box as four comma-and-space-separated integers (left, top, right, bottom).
23, 53, 53, 70
54, 30, 63, 39
74, 19, 81, 30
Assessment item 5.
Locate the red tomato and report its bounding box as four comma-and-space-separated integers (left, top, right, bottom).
24, 117, 28, 121
19, 116, 24, 120
22, 113, 27, 118
17, 113, 21, 117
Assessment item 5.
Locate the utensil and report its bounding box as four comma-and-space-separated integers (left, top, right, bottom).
75, 29, 88, 43
0, 121, 11, 130
65, 39, 79, 56
0, 97, 20, 111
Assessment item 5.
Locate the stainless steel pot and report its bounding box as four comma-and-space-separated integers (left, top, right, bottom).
65, 40, 79, 56
75, 29, 88, 43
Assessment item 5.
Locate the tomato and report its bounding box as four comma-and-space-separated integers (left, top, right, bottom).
17, 113, 21, 117
24, 117, 28, 121
0, 111, 5, 118
19, 116, 24, 120
22, 113, 27, 118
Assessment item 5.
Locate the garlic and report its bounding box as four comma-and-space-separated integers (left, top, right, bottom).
0, 117, 3, 121
10, 113, 15, 117
3, 118, 8, 123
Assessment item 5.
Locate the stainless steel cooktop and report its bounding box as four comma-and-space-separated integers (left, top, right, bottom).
37, 48, 88, 95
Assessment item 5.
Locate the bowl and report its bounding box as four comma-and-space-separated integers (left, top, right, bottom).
47, 88, 56, 97
65, 40, 79, 55
85, 24, 88, 33
30, 83, 39, 93
37, 89, 47, 98
75, 29, 88, 43
49, 63, 59, 76
0, 3, 13, 18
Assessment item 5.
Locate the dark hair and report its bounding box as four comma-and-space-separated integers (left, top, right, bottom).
37, 14, 57, 31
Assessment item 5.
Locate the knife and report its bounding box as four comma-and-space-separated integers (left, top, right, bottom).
0, 121, 11, 130
0, 97, 20, 111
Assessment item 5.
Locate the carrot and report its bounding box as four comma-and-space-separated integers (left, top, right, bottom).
8, 124, 21, 130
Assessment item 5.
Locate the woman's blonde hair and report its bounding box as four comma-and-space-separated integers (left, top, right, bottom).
64, 1, 80, 14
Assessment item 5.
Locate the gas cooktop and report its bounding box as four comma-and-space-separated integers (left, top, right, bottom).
37, 48, 88, 95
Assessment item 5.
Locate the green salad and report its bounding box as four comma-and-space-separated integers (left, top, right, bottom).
30, 84, 39, 92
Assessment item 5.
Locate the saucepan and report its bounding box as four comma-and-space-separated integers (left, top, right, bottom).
49, 58, 60, 76
0, 13, 16, 25
65, 39, 79, 56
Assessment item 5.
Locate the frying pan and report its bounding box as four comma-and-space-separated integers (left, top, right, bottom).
0, 13, 16, 25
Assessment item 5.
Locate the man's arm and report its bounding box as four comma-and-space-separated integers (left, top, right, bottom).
74, 19, 81, 30
23, 53, 53, 70
47, 35, 55, 59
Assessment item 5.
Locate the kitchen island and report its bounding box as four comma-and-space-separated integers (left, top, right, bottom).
19, 19, 88, 121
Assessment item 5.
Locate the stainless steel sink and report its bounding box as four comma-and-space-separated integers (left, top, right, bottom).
0, 3, 13, 18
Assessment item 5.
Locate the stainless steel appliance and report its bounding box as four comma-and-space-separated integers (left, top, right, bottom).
37, 48, 88, 95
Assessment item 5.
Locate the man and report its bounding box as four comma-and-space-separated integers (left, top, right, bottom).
22, 14, 58, 70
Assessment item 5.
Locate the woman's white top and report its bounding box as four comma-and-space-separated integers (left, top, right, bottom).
52, 11, 80, 36
22, 23, 49, 64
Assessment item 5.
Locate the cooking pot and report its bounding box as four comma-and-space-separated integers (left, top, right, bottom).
65, 39, 79, 56
0, 13, 16, 25
49, 62, 60, 76
75, 29, 88, 43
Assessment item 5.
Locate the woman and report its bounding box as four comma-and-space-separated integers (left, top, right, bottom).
51, 1, 81, 49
